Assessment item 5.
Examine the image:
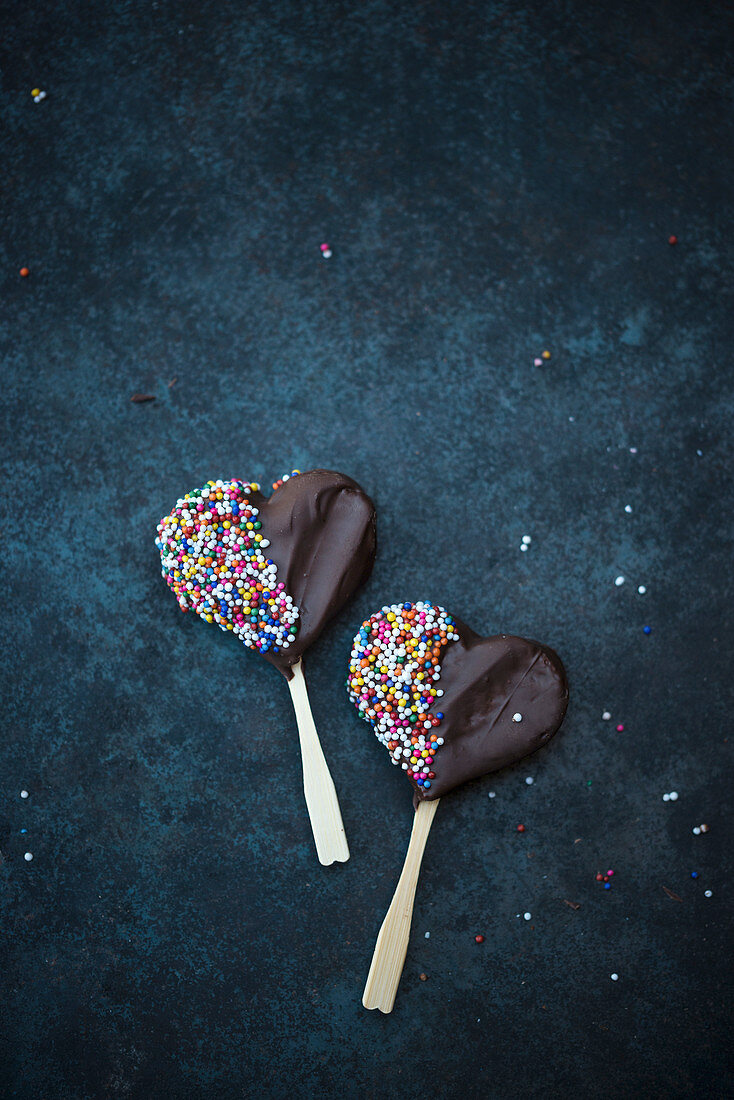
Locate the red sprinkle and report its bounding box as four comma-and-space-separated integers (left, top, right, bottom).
595, 873, 604, 881
516, 824, 526, 833
475, 934, 485, 943
19, 267, 30, 277
668, 235, 678, 245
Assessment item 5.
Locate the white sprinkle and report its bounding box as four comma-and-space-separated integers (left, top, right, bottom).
624, 505, 632, 513
693, 827, 701, 835
522, 535, 532, 545
512, 712, 523, 723
520, 543, 528, 552
704, 890, 712, 897
669, 791, 678, 801
425, 932, 430, 938
630, 447, 637, 454
322, 249, 332, 258
523, 912, 532, 921
20, 790, 29, 799
525, 776, 534, 785
488, 791, 496, 799
610, 973, 619, 981
663, 793, 670, 802
638, 585, 647, 594
615, 575, 625, 586
24, 852, 33, 862
602, 711, 611, 720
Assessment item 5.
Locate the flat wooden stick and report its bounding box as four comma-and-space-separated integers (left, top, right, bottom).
287, 659, 350, 866
363, 798, 440, 1012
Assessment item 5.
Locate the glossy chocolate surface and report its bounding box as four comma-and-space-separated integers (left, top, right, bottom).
412, 619, 568, 801
258, 469, 377, 678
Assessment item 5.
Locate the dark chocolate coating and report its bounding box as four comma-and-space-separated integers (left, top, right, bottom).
254, 469, 377, 679
413, 619, 568, 802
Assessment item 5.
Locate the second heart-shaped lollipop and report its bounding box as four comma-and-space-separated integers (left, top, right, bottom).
349, 601, 568, 1011
156, 468, 376, 864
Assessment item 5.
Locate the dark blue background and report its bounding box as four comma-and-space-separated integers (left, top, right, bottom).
2, 2, 732, 1097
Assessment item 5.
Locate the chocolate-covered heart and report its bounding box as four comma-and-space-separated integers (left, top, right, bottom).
347, 602, 568, 799
157, 468, 376, 679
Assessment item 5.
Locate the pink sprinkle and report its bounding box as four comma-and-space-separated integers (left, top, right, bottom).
607, 869, 614, 876
534, 357, 542, 366
616, 723, 624, 732
320, 242, 329, 252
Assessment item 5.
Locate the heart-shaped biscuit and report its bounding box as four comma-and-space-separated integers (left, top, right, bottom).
157, 468, 376, 678
347, 602, 568, 798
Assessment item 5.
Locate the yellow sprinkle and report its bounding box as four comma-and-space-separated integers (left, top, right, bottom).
542, 349, 551, 359
31, 88, 41, 97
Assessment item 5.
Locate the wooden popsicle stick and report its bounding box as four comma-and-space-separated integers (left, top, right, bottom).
287, 659, 350, 866
363, 797, 440, 1012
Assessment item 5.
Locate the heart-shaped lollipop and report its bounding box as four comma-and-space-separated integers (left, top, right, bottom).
348, 601, 568, 1011
156, 468, 376, 865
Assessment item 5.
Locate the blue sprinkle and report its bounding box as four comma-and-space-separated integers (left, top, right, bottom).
604, 882, 611, 890
691, 871, 699, 879
643, 625, 652, 634
436, 712, 444, 720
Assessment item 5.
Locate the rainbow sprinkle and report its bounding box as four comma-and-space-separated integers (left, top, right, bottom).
347, 602, 458, 789
156, 475, 300, 654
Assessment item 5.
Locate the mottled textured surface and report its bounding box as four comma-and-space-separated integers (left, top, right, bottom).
2, 2, 732, 1097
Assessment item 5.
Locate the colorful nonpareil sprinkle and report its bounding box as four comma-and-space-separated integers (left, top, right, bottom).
347, 602, 458, 789
156, 476, 301, 655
